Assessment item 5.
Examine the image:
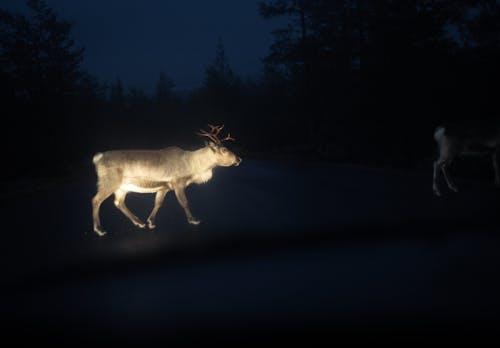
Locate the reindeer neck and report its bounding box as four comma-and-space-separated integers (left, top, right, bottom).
188, 146, 218, 172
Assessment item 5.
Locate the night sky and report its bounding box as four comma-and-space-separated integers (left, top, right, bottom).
0, 0, 286, 92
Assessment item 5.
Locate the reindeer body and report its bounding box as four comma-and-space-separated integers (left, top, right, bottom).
432, 121, 500, 196
94, 147, 216, 190
92, 126, 241, 236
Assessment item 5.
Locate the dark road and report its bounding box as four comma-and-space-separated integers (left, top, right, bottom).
2, 159, 500, 344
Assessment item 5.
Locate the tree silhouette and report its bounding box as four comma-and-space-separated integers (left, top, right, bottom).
110, 76, 125, 105
204, 37, 236, 91
0, 0, 87, 178
155, 72, 176, 105
198, 38, 242, 120
0, 0, 84, 102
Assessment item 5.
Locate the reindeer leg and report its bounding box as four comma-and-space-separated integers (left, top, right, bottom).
92, 187, 115, 236
114, 189, 146, 229
441, 161, 458, 192
433, 160, 442, 196
493, 149, 500, 187
174, 187, 200, 225
146, 189, 169, 229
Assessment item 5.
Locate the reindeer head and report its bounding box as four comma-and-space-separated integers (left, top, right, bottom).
198, 124, 242, 167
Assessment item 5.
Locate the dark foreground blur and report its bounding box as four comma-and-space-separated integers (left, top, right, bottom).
1, 159, 500, 345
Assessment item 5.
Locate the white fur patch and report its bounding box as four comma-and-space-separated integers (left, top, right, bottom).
194, 170, 213, 184
120, 184, 163, 193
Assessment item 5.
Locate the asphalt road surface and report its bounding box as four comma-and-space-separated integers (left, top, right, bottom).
1, 159, 500, 345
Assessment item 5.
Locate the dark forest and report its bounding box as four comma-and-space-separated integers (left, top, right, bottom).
1, 0, 498, 179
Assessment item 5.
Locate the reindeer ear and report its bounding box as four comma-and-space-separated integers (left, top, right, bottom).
206, 141, 218, 151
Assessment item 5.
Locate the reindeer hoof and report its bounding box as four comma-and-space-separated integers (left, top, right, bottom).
94, 227, 107, 237
433, 185, 441, 196
450, 186, 458, 193
134, 221, 146, 229
147, 220, 156, 229
188, 218, 201, 225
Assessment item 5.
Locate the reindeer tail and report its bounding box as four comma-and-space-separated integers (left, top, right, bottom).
93, 152, 103, 165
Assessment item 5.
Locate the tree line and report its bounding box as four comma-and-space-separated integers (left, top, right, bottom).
1, 0, 499, 179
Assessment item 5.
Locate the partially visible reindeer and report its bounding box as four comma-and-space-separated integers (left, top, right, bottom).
432, 121, 500, 196
92, 125, 242, 236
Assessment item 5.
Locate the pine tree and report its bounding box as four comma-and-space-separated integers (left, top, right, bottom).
110, 77, 124, 105
0, 0, 84, 101
155, 72, 175, 104
204, 37, 235, 90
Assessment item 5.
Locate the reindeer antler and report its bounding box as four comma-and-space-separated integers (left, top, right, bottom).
221, 133, 235, 142
197, 129, 220, 144
197, 124, 235, 144
208, 124, 224, 134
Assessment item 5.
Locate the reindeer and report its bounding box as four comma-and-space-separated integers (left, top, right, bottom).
91, 125, 242, 236
432, 121, 500, 196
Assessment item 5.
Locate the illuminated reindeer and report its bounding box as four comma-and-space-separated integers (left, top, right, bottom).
432, 122, 500, 196
92, 125, 241, 236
